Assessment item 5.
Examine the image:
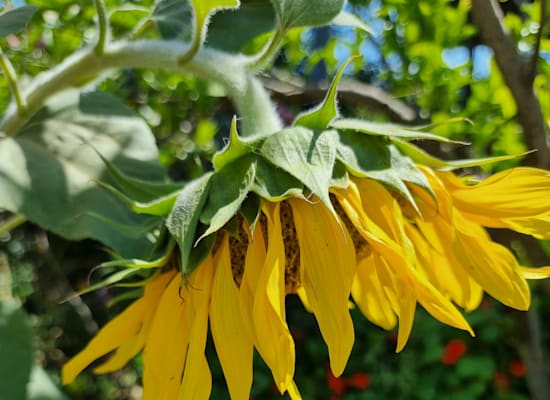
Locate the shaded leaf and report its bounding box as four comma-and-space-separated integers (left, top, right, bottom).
0, 90, 165, 257
151, 0, 192, 39
0, 301, 33, 400
0, 5, 37, 37
253, 156, 303, 201
270, 0, 344, 29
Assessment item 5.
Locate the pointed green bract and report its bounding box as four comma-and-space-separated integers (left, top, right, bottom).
240, 192, 262, 231
294, 56, 357, 130
96, 181, 180, 217
166, 172, 213, 275
0, 5, 37, 37
200, 155, 256, 238
330, 118, 467, 144
331, 10, 372, 34
259, 127, 338, 212
393, 139, 528, 170
213, 116, 254, 171
270, 0, 344, 30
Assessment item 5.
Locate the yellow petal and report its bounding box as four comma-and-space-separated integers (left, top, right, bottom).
253, 202, 295, 393
62, 271, 174, 384
289, 198, 356, 376
520, 266, 550, 279
352, 256, 397, 330
179, 257, 215, 400
454, 212, 531, 310
143, 273, 192, 400
210, 234, 253, 400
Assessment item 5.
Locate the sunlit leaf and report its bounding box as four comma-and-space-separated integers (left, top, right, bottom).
270, 0, 344, 29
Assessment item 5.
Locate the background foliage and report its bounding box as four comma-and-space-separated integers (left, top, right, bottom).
0, 0, 549, 399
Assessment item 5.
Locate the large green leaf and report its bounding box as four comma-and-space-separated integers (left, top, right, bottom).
270, 0, 344, 29
0, 5, 37, 37
0, 301, 34, 400
259, 127, 338, 212
253, 156, 303, 201
0, 90, 166, 257
166, 173, 213, 275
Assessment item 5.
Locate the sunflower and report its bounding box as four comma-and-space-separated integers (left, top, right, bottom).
62, 66, 550, 398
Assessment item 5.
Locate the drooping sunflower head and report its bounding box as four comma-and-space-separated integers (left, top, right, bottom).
63, 61, 550, 399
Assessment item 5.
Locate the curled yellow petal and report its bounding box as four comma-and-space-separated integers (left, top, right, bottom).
520, 266, 550, 279
62, 271, 174, 385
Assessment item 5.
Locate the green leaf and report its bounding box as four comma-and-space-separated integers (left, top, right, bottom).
0, 301, 34, 400
331, 10, 372, 34
151, 0, 192, 39
270, 0, 344, 29
213, 116, 254, 171
207, 0, 276, 52
166, 173, 213, 275
294, 56, 356, 130
253, 156, 303, 201
200, 155, 256, 238
27, 366, 69, 400
330, 118, 468, 143
0, 5, 37, 37
185, 224, 217, 277
259, 127, 338, 211
392, 139, 528, 170
68, 267, 144, 298
0, 90, 166, 257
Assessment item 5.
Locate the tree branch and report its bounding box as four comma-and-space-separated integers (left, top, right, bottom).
471, 0, 550, 168
528, 0, 547, 83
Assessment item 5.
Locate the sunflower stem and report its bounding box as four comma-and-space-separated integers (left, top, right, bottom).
0, 40, 282, 137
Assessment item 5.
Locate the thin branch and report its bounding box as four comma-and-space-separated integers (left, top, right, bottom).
0, 47, 27, 117
0, 213, 27, 237
471, 0, 550, 168
528, 0, 547, 83
93, 0, 109, 56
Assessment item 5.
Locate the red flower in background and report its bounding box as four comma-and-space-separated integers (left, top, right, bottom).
346, 372, 370, 390
441, 339, 467, 365
508, 360, 527, 377
326, 369, 346, 395
493, 371, 510, 391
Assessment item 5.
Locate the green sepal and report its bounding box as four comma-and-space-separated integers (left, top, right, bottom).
65, 267, 145, 300
240, 192, 262, 232
98, 239, 176, 269
293, 56, 357, 130
166, 172, 213, 275
392, 139, 529, 170
336, 131, 430, 213
213, 115, 255, 171
199, 154, 256, 239
183, 225, 217, 278
95, 180, 180, 217
252, 156, 304, 201
259, 127, 338, 213
95, 151, 182, 202
330, 118, 468, 144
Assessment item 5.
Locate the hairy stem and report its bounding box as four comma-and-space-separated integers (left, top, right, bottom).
0, 40, 282, 137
